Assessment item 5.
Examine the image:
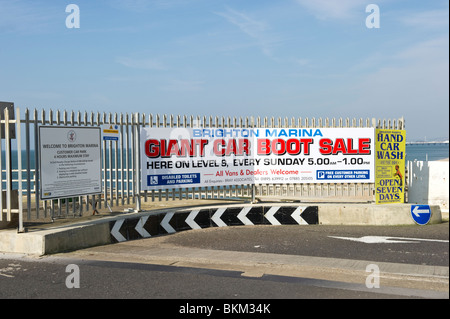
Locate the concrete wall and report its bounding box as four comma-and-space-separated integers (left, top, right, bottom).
408, 159, 449, 216
317, 204, 441, 226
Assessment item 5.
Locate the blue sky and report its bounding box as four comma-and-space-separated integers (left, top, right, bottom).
0, 0, 448, 141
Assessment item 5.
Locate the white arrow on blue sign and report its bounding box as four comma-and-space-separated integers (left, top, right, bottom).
410, 205, 431, 225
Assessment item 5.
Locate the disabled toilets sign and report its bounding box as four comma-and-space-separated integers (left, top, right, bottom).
140, 127, 375, 190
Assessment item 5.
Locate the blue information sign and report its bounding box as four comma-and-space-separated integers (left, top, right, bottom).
410, 205, 431, 225
146, 173, 201, 187
316, 170, 370, 180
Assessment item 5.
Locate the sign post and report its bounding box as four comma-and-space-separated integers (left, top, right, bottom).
0, 102, 15, 138
0, 102, 19, 230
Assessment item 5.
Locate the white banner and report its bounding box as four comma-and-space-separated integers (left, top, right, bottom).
140, 127, 375, 189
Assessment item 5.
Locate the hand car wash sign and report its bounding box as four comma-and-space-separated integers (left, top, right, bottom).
375, 129, 406, 204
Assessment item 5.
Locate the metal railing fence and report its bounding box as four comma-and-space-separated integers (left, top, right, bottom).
1, 106, 405, 229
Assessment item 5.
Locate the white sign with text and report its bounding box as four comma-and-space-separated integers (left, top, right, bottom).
39, 126, 102, 199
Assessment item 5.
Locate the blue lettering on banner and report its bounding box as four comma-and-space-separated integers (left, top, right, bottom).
147, 173, 200, 186
317, 170, 370, 180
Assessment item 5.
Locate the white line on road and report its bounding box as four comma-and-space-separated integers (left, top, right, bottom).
328, 235, 449, 244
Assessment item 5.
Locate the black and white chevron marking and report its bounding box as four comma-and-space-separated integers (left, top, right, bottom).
110, 206, 318, 243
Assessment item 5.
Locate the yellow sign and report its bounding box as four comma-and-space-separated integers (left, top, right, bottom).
375, 129, 406, 204
103, 129, 119, 134
102, 124, 119, 141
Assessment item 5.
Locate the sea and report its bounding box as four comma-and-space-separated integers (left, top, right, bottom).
1, 142, 449, 189
404, 143, 449, 162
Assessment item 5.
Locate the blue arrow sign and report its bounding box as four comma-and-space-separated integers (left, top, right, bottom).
411, 205, 431, 225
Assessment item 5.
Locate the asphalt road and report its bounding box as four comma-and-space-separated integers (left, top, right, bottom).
160, 222, 449, 266
0, 256, 413, 300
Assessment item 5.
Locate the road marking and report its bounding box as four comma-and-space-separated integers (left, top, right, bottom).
329, 235, 449, 244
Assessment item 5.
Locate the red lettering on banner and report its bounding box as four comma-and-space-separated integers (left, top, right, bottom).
257, 139, 271, 155
145, 139, 160, 158
257, 138, 313, 155
319, 138, 372, 155
213, 139, 250, 156
359, 138, 371, 154
333, 139, 348, 154
144, 139, 208, 158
